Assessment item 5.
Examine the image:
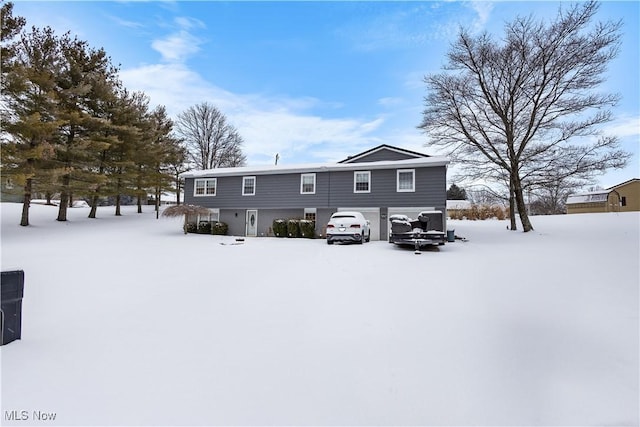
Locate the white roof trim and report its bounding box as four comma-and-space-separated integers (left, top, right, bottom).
182, 156, 449, 178
341, 145, 427, 163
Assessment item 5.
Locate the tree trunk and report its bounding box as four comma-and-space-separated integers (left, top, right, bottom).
513, 173, 534, 232
88, 195, 99, 218
155, 186, 160, 219
115, 176, 122, 216
137, 194, 142, 214
57, 176, 69, 222
175, 175, 181, 205
115, 194, 121, 216
509, 174, 517, 231
20, 178, 32, 226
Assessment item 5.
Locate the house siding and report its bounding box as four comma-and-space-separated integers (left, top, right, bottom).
328, 167, 446, 209
613, 180, 640, 212
345, 150, 419, 163
186, 166, 446, 211
186, 172, 330, 209
566, 202, 608, 214
218, 208, 305, 237
183, 147, 448, 239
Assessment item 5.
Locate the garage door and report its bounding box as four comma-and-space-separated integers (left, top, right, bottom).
337, 207, 380, 241
388, 207, 436, 240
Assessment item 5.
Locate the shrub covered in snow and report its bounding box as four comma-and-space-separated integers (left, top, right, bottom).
287, 219, 301, 238
197, 221, 212, 234
212, 221, 228, 235
273, 219, 287, 237
185, 221, 227, 235
299, 219, 316, 238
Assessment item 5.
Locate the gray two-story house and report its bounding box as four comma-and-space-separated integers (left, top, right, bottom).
182, 144, 449, 240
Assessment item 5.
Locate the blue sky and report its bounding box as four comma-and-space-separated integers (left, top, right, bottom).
12, 1, 639, 188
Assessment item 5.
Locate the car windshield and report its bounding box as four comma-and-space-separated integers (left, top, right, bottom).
332, 215, 356, 219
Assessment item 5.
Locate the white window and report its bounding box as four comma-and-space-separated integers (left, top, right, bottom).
242, 176, 256, 196
300, 173, 316, 194
304, 208, 317, 221
397, 169, 415, 192
354, 171, 371, 193
194, 178, 217, 196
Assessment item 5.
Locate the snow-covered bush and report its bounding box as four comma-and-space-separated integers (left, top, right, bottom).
186, 222, 198, 233
287, 219, 301, 238
212, 221, 228, 235
273, 219, 287, 237
197, 221, 212, 234
299, 220, 315, 238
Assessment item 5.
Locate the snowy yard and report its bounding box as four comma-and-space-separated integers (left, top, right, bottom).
1, 202, 638, 426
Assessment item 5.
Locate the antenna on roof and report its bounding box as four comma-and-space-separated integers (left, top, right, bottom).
275, 153, 280, 166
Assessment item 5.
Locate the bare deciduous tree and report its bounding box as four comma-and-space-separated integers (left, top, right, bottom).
419, 1, 630, 231
175, 102, 246, 170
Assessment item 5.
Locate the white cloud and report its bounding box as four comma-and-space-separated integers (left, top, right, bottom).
108, 15, 144, 30
151, 16, 206, 63
174, 16, 205, 30
466, 1, 494, 33
605, 115, 640, 139
151, 30, 203, 63
119, 62, 387, 165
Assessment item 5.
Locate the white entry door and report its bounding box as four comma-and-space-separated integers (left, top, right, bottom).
246, 210, 258, 237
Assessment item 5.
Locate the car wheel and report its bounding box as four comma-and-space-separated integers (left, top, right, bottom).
365, 231, 371, 242
327, 239, 333, 245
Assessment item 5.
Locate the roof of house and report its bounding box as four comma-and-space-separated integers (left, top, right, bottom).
608, 178, 639, 190
182, 156, 449, 178
566, 178, 639, 204
566, 192, 609, 204
338, 144, 429, 163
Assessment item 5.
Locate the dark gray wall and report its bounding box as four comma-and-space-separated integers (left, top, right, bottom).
185, 172, 330, 209
220, 208, 321, 237
327, 167, 445, 208
184, 165, 447, 211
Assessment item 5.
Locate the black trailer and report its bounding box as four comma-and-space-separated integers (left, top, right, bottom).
389, 211, 446, 252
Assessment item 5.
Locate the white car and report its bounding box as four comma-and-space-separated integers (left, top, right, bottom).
326, 211, 371, 245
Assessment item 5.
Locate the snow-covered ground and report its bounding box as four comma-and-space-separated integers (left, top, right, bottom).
1, 202, 638, 426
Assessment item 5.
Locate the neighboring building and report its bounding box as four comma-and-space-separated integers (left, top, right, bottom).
566, 178, 640, 214
181, 144, 449, 240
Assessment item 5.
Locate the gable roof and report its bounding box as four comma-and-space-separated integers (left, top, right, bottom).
566, 191, 609, 204
608, 178, 639, 190
565, 178, 639, 204
338, 144, 430, 163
